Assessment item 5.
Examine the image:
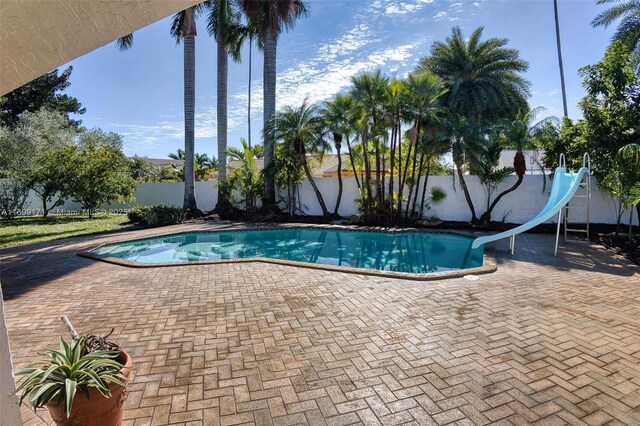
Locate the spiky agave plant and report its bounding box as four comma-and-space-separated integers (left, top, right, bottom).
14, 337, 126, 418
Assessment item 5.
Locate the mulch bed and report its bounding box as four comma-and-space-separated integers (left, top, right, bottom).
592, 233, 640, 266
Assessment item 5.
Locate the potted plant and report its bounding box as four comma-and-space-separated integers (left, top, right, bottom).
14, 319, 132, 426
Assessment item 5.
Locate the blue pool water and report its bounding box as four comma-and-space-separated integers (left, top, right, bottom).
91, 228, 483, 274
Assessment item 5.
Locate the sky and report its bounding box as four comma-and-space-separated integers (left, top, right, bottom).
60, 0, 616, 159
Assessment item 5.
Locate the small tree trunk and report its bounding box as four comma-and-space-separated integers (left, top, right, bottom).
419, 161, 432, 218
388, 124, 396, 214
479, 175, 524, 225
334, 144, 343, 216
454, 158, 477, 223
345, 135, 360, 189
411, 152, 426, 218
362, 128, 373, 209
302, 160, 329, 217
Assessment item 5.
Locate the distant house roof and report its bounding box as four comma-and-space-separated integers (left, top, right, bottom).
130, 157, 185, 169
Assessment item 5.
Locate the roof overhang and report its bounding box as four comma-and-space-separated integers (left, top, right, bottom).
0, 0, 203, 95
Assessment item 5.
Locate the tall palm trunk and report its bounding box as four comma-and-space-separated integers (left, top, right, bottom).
361, 127, 373, 208
554, 0, 568, 117
215, 24, 229, 211
410, 152, 426, 218
247, 37, 252, 148
334, 136, 343, 216
262, 26, 277, 208
183, 12, 197, 212
300, 154, 329, 217
388, 122, 396, 213
418, 160, 432, 218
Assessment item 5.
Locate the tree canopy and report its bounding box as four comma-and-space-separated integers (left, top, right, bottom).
0, 67, 85, 129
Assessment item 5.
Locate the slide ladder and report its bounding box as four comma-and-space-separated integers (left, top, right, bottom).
471, 153, 591, 256
563, 153, 591, 242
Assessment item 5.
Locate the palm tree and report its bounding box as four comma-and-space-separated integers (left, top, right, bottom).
206, 0, 243, 213
418, 26, 530, 123
267, 100, 331, 217
195, 153, 217, 169
239, 0, 310, 210
168, 148, 186, 160
442, 113, 483, 222
170, 8, 201, 212
554, 0, 569, 117
477, 108, 555, 224
592, 0, 640, 55
419, 26, 530, 222
226, 139, 264, 214
321, 95, 354, 215
400, 71, 447, 220
227, 22, 263, 148
350, 70, 389, 211
117, 7, 204, 214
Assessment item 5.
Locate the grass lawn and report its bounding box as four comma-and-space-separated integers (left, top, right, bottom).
0, 214, 133, 248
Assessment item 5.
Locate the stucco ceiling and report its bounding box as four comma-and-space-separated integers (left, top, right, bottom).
0, 0, 202, 95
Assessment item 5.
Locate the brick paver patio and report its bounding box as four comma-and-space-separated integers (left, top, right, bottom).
2, 223, 639, 425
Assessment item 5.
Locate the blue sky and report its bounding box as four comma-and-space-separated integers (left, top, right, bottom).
62, 0, 615, 159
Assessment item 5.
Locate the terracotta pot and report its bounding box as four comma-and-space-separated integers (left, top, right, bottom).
45, 351, 132, 426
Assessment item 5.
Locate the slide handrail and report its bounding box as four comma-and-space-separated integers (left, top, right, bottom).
471, 166, 590, 249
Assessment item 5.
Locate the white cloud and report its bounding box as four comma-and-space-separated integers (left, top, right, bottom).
434, 11, 447, 20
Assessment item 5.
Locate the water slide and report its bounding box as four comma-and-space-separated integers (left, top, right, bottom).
471, 160, 590, 252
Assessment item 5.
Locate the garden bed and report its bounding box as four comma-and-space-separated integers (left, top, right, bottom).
592, 233, 640, 266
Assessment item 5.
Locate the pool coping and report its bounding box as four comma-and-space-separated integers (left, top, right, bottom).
77, 223, 497, 281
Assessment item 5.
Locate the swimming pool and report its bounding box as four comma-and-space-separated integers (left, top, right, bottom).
88, 228, 484, 275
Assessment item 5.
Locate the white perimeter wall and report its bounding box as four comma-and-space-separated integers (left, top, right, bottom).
19, 175, 632, 225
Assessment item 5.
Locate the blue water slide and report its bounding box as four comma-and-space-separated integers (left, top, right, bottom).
471, 166, 590, 250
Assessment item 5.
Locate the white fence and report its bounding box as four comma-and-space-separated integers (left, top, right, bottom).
18, 175, 630, 225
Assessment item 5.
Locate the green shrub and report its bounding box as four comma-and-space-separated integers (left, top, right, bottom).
127, 205, 184, 227
127, 205, 152, 223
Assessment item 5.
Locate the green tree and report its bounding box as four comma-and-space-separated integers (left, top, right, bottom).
0, 110, 78, 217
270, 142, 305, 215
542, 42, 640, 230
240, 0, 309, 210
580, 41, 639, 181
67, 130, 136, 217
400, 71, 447, 221
129, 156, 160, 183
478, 108, 555, 224
19, 110, 77, 216
224, 139, 264, 214
195, 153, 217, 169
267, 100, 331, 217
418, 26, 530, 123
0, 67, 85, 129
0, 126, 32, 219
321, 95, 355, 215
592, 0, 640, 56
168, 149, 186, 160
419, 26, 531, 222
350, 70, 390, 214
